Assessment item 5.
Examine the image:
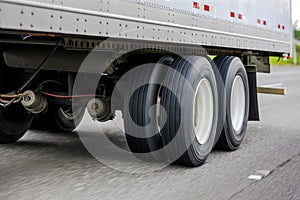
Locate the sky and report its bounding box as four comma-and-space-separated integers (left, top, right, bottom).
293, 0, 300, 23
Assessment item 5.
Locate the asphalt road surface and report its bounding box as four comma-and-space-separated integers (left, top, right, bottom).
1, 66, 300, 200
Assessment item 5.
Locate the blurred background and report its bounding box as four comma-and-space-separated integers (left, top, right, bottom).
278, 0, 300, 65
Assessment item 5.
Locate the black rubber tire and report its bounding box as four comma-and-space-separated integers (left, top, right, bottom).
124, 56, 174, 162
0, 104, 33, 144
160, 56, 219, 167
0, 61, 33, 143
30, 80, 85, 132
32, 106, 85, 132
214, 56, 250, 151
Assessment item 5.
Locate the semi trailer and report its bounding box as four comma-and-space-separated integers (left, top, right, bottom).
0, 0, 292, 167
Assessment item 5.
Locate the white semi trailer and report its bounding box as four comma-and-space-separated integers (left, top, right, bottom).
0, 0, 292, 167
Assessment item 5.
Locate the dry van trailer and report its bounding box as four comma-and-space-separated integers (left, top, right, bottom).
0, 0, 292, 167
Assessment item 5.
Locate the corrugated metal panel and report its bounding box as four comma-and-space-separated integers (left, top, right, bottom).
0, 0, 292, 53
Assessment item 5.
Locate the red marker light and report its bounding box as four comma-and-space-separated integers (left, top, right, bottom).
204, 5, 210, 12
193, 2, 200, 9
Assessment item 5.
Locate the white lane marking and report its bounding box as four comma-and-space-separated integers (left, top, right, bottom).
248, 170, 272, 181
261, 83, 283, 88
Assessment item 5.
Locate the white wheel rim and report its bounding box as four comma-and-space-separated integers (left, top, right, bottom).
230, 75, 246, 132
193, 79, 214, 145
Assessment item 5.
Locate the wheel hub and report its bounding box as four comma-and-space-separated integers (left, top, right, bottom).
230, 75, 246, 132
193, 78, 214, 145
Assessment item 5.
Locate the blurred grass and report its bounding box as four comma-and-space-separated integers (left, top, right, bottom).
210, 44, 300, 66
270, 56, 300, 66
270, 44, 300, 66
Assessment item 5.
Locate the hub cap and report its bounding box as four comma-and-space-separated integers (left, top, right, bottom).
193, 79, 214, 145
230, 75, 246, 132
